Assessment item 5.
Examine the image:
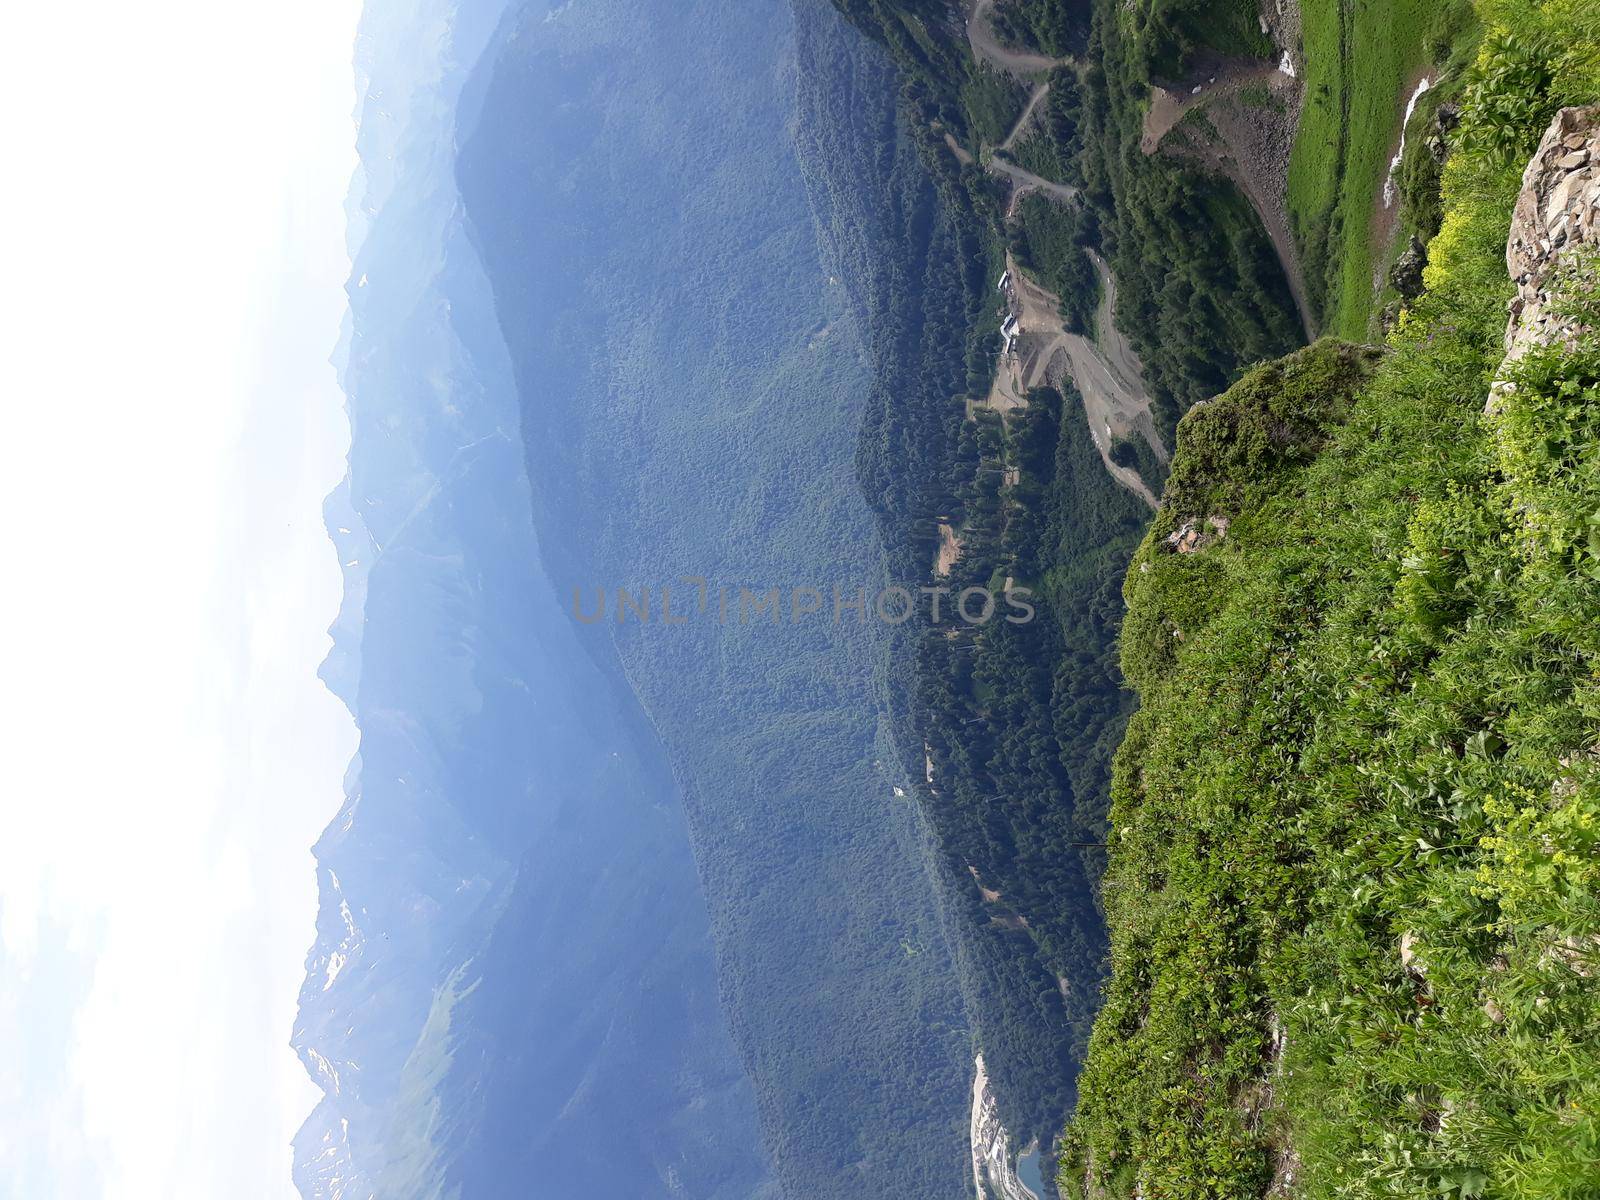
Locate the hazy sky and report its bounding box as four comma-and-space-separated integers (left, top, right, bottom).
1, 2, 361, 1195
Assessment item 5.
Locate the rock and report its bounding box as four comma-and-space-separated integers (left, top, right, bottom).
1162, 515, 1228, 555
1165, 519, 1202, 553
1545, 170, 1584, 229
1428, 103, 1460, 165
1389, 235, 1428, 301
1400, 930, 1427, 979
1497, 105, 1600, 376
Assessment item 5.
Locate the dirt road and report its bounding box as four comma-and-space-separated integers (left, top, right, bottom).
967, 0, 1067, 77
982, 253, 1161, 508
988, 155, 1079, 212
998, 83, 1050, 153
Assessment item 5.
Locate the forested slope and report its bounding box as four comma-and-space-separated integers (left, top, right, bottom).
458, 2, 982, 1194
814, 0, 1322, 1172
794, 4, 1119, 1157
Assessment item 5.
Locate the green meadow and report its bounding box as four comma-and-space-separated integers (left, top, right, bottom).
1289, 0, 1475, 337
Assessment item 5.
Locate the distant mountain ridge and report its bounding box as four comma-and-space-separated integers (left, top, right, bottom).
297, 1, 773, 1196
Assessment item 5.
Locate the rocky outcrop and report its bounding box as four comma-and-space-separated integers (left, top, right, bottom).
1502, 105, 1600, 365
1475, 104, 1600, 1057
1389, 235, 1429, 302
1162, 515, 1230, 554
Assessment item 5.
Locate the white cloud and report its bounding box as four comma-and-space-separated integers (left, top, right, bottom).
0, 2, 361, 1196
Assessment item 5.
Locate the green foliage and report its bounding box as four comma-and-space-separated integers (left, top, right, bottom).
1155, 340, 1381, 522
1444, 0, 1600, 184
1393, 76, 1460, 248
1060, 18, 1600, 1194
991, 0, 1093, 59
1010, 67, 1090, 188
842, 0, 1310, 443
1458, 30, 1565, 164
965, 63, 1033, 146
1108, 432, 1166, 495
832, 0, 981, 137
1115, 0, 1274, 82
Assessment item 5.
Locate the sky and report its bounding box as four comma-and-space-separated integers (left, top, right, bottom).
0, 2, 362, 1196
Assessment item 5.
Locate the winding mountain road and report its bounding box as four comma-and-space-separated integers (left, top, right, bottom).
989, 155, 1079, 212
962, 0, 1161, 507
967, 0, 1067, 77
972, 10, 1082, 210
998, 82, 1050, 153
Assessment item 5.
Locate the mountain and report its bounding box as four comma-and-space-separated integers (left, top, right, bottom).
296, 1, 773, 1195
798, 1, 1600, 1196
302, 0, 1600, 1196
453, 0, 1000, 1194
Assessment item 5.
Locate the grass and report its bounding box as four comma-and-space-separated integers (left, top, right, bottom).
1060, 2, 1600, 1193
1287, 0, 1476, 338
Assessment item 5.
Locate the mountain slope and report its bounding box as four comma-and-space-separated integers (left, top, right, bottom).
1061, 6, 1600, 1193
297, 2, 773, 1196
455, 1, 982, 1194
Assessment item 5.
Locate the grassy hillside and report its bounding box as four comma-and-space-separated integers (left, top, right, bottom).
1061, 1, 1600, 1194
1288, 0, 1479, 336
819, 1, 1597, 1191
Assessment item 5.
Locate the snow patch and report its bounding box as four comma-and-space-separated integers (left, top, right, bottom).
305, 1047, 342, 1096
323, 951, 347, 992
